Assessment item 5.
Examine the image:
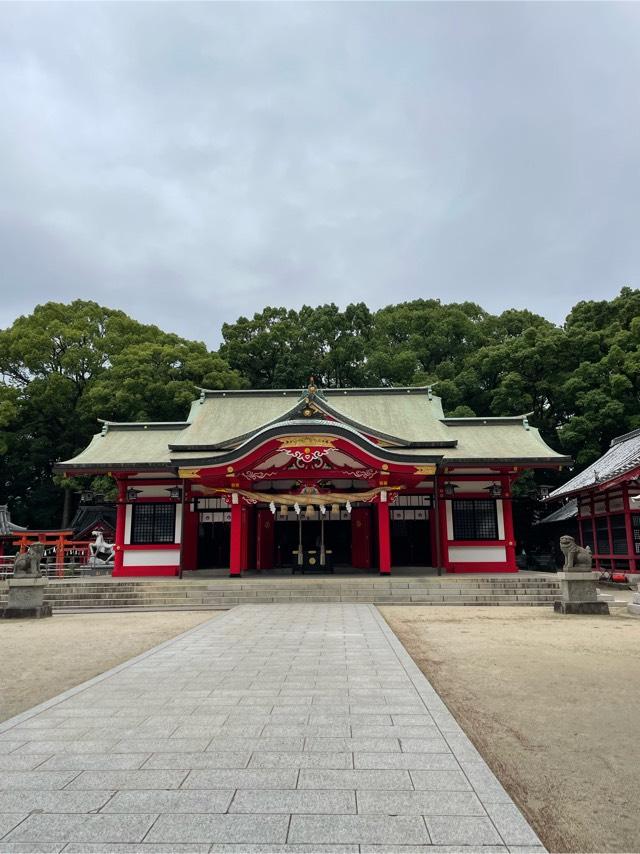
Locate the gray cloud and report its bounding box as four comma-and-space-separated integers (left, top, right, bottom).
0, 2, 639, 345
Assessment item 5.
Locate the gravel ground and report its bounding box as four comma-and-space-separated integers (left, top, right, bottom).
0, 611, 216, 723
381, 604, 640, 854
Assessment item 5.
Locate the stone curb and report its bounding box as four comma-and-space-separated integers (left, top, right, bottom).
368, 604, 547, 852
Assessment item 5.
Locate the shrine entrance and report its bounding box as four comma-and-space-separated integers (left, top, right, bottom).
197, 518, 231, 569
195, 500, 379, 572
183, 419, 441, 576
255, 504, 375, 572
272, 517, 353, 570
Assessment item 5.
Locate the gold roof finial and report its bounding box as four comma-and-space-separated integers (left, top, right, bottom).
308, 376, 317, 396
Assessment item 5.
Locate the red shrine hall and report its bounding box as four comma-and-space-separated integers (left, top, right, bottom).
57, 382, 569, 577
547, 427, 640, 573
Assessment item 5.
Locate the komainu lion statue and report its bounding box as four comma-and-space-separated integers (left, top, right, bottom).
13, 543, 46, 578
559, 535, 592, 571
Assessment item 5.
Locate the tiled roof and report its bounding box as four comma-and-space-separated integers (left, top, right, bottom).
57, 386, 569, 472
548, 428, 640, 500
0, 505, 27, 536
536, 498, 578, 525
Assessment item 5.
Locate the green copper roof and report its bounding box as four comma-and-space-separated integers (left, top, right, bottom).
61, 427, 180, 469
57, 386, 570, 471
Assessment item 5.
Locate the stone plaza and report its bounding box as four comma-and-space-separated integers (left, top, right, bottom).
0, 604, 544, 852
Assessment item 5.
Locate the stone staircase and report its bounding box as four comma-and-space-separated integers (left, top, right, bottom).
0, 573, 561, 611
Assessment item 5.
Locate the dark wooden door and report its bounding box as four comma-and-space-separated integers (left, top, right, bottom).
351, 507, 372, 568
256, 508, 275, 570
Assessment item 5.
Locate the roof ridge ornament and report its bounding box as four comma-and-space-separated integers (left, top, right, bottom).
298, 376, 326, 417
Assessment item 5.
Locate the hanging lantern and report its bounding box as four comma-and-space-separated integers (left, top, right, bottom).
305, 504, 314, 519
331, 503, 340, 515
279, 504, 287, 516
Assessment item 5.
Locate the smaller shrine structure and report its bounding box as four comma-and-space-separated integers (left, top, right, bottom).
547, 427, 640, 574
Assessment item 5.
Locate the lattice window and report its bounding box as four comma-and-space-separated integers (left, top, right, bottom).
131, 503, 176, 544
452, 499, 498, 541
610, 514, 628, 555
580, 519, 595, 552
632, 514, 640, 556
595, 516, 610, 555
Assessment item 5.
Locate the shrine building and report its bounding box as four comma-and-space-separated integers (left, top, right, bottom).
56, 382, 569, 577
546, 427, 640, 573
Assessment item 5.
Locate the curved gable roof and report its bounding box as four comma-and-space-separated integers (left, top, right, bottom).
171, 386, 453, 450
55, 385, 570, 472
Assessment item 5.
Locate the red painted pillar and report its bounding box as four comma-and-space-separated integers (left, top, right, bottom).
437, 477, 451, 573
502, 476, 517, 572
623, 485, 637, 573
241, 506, 251, 570
55, 534, 65, 577
113, 478, 127, 577
230, 497, 244, 576
377, 496, 391, 575
181, 498, 199, 572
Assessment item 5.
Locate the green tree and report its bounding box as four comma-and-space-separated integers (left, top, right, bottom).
220, 303, 373, 388
555, 287, 640, 464
0, 301, 239, 527
86, 340, 244, 422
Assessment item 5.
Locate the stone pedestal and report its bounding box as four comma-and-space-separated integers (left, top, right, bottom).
1, 577, 52, 618
554, 571, 609, 615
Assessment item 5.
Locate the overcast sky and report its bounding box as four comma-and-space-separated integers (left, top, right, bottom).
1, 2, 638, 346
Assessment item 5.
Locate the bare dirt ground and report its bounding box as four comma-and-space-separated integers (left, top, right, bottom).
0, 611, 215, 723
381, 604, 640, 854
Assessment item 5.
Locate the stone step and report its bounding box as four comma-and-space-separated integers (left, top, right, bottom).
0, 574, 560, 611
19, 577, 558, 585
1, 589, 556, 600
9, 588, 558, 600
1, 595, 558, 610
2, 574, 557, 587
32, 583, 560, 595
2, 581, 560, 591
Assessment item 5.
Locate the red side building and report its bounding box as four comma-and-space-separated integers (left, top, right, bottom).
56, 383, 569, 577
547, 427, 640, 573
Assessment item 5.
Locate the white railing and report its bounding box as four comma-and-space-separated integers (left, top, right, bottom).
0, 559, 113, 582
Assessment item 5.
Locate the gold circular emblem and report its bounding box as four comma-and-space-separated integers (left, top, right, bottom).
227, 466, 234, 473
382, 464, 389, 471
309, 557, 316, 565
304, 447, 311, 454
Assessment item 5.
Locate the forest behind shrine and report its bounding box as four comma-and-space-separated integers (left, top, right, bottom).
0, 286, 638, 528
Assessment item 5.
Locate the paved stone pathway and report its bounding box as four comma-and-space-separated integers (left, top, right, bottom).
0, 604, 545, 853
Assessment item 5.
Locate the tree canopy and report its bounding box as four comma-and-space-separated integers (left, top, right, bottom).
0, 301, 243, 527
1, 289, 638, 527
